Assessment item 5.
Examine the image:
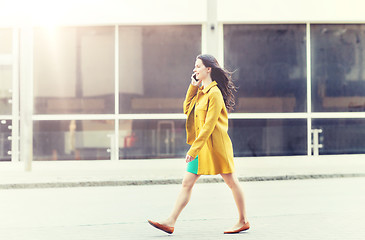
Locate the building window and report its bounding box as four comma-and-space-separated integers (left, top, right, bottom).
0, 28, 13, 115
119, 119, 188, 159
311, 24, 365, 112
0, 120, 12, 161
224, 24, 307, 113
312, 119, 365, 154
118, 25, 201, 114
229, 119, 307, 157
33, 120, 114, 160
33, 27, 115, 114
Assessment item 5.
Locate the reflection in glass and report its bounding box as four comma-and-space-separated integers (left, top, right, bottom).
0, 65, 12, 114
0, 28, 12, 115
33, 120, 114, 160
33, 27, 115, 114
0, 120, 12, 161
230, 119, 307, 157
118, 25, 201, 114
118, 119, 307, 159
311, 25, 365, 112
0, 28, 12, 54
119, 119, 188, 159
312, 119, 365, 155
224, 24, 307, 113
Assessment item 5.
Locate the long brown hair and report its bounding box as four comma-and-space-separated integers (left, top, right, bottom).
197, 54, 237, 112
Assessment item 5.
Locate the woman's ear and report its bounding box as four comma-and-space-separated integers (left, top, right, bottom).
207, 67, 212, 73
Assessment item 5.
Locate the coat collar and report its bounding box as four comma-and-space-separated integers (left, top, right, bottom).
200, 81, 217, 94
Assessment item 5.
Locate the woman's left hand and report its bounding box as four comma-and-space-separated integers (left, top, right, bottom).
185, 154, 194, 163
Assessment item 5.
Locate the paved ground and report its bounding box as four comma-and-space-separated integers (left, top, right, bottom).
1, 155, 365, 188
1, 177, 364, 240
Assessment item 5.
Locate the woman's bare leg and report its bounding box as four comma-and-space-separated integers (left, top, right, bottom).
221, 173, 248, 230
159, 172, 200, 227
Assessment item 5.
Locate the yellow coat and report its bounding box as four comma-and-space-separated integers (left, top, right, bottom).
184, 81, 235, 175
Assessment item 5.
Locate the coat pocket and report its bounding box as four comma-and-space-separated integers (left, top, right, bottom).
195, 102, 208, 123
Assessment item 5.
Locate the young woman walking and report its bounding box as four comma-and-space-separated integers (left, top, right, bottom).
148, 54, 249, 234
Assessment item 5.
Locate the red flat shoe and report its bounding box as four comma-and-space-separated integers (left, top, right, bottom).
224, 222, 250, 234
148, 220, 174, 234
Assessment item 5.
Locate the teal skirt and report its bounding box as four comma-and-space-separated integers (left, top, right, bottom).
187, 156, 199, 174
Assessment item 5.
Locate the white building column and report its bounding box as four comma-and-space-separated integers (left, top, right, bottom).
11, 28, 20, 163
19, 26, 33, 171
204, 0, 219, 58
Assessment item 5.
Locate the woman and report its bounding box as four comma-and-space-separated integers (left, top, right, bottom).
148, 54, 249, 234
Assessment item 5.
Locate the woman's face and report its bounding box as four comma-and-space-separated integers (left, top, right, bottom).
193, 58, 210, 80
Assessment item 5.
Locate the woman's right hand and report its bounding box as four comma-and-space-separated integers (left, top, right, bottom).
191, 73, 202, 86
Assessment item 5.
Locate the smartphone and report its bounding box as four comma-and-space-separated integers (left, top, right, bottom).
193, 73, 198, 81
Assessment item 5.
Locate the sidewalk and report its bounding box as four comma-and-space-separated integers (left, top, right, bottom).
1, 155, 365, 188
1, 178, 365, 240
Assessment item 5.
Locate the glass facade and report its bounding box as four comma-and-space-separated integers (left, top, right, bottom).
33, 120, 114, 160
0, 65, 12, 115
224, 24, 307, 113
119, 119, 188, 159
3, 23, 365, 162
230, 119, 307, 157
0, 120, 12, 161
118, 25, 201, 114
0, 28, 13, 161
33, 27, 115, 114
311, 25, 365, 112
0, 28, 12, 115
312, 119, 365, 155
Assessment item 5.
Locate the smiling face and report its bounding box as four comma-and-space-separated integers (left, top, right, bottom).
193, 58, 211, 80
